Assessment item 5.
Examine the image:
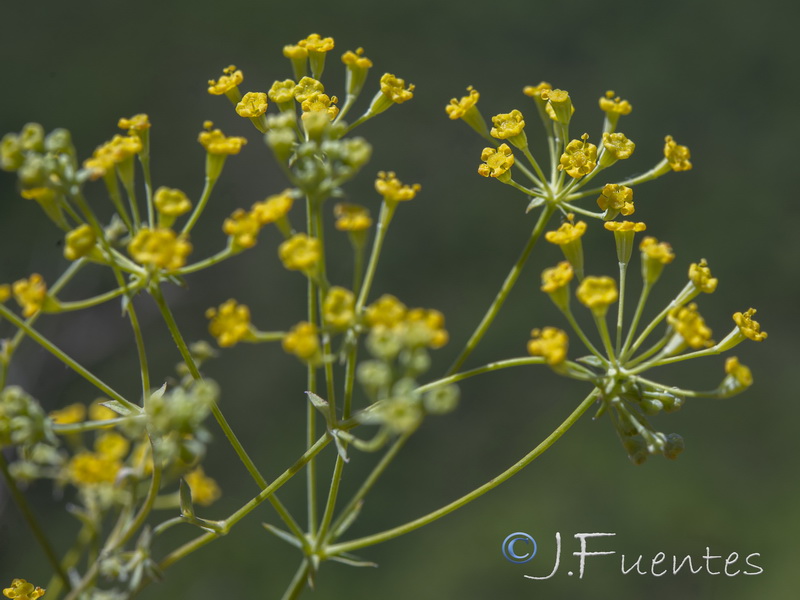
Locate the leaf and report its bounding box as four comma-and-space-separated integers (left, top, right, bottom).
262, 523, 303, 548
100, 400, 135, 416
179, 478, 195, 518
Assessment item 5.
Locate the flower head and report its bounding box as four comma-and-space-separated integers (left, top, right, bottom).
117, 114, 151, 132
601, 132, 635, 161
733, 308, 767, 341
597, 184, 635, 216
198, 123, 247, 155
282, 322, 321, 364
365, 294, 407, 328
490, 109, 525, 140
185, 466, 222, 506
725, 356, 753, 388
542, 89, 574, 124
405, 308, 449, 349
446, 86, 480, 120
298, 33, 335, 53
293, 77, 325, 102
323, 287, 356, 330
545, 219, 587, 245
559, 134, 597, 178
342, 47, 373, 69
478, 144, 514, 180
83, 134, 142, 179
223, 209, 262, 249
279, 233, 321, 272
235, 92, 269, 118
541, 261, 574, 293
688, 258, 718, 293
128, 228, 192, 271
639, 236, 675, 264
576, 276, 618, 314
379, 73, 415, 104
252, 190, 294, 225
3, 579, 46, 599
599, 91, 632, 116
522, 81, 552, 102
527, 327, 569, 366
49, 403, 86, 425
64, 224, 97, 261
154, 187, 191, 217
603, 221, 646, 233
206, 299, 253, 347
375, 171, 420, 203
208, 65, 243, 95
68, 450, 121, 486
668, 303, 713, 349
268, 79, 297, 104
664, 135, 692, 171
301, 93, 339, 120
334, 203, 372, 231
12, 274, 47, 317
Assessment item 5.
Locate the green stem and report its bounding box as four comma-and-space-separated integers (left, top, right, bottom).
416, 356, 547, 394
354, 200, 396, 314
616, 262, 628, 354
181, 176, 217, 235
176, 245, 236, 275
281, 560, 310, 600
620, 281, 652, 361
447, 203, 555, 375
55, 285, 132, 312
324, 390, 598, 556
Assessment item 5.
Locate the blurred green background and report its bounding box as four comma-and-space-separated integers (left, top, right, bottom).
1, 0, 798, 598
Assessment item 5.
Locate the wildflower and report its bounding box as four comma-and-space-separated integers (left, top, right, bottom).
298, 33, 335, 54
301, 93, 339, 120
604, 221, 647, 263
597, 184, 635, 218
522, 81, 552, 102
733, 308, 767, 341
83, 135, 142, 179
293, 77, 325, 102
664, 135, 692, 171
283, 44, 308, 60
282, 321, 321, 364
334, 203, 372, 231
68, 450, 121, 485
323, 287, 356, 330
365, 294, 407, 328
600, 132, 635, 167
478, 143, 514, 181
668, 303, 713, 349
559, 134, 597, 178
342, 47, 373, 97
527, 327, 569, 366
546, 218, 587, 279
446, 86, 480, 120
128, 227, 192, 271
576, 276, 618, 315
542, 89, 574, 124
185, 466, 221, 506
223, 209, 262, 250
198, 123, 247, 155
206, 299, 254, 347
379, 73, 415, 104
405, 308, 449, 349
541, 261, 574, 297
375, 171, 420, 204
154, 187, 192, 222
2, 579, 46, 599
207, 65, 243, 97
688, 259, 718, 294
63, 224, 97, 261
490, 109, 527, 148
12, 274, 47, 318
89, 401, 116, 422
95, 432, 130, 461
599, 90, 633, 116
268, 79, 297, 110
640, 236, 675, 284
252, 190, 294, 230
235, 92, 269, 118
49, 403, 86, 425
0, 284, 9, 303
118, 113, 151, 132
725, 356, 753, 388
278, 233, 321, 272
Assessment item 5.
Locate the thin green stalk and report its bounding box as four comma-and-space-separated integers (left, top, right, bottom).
282, 560, 311, 600
616, 262, 628, 354
305, 195, 321, 538
564, 159, 669, 202
416, 356, 547, 394
176, 245, 236, 275
0, 452, 71, 591
324, 390, 598, 556
447, 203, 556, 375
56, 285, 132, 312
0, 303, 138, 413
521, 146, 547, 186
354, 200, 396, 313
620, 281, 652, 361
181, 176, 217, 235
562, 307, 607, 362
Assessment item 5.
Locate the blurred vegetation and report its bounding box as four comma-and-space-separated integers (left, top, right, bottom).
0, 0, 797, 598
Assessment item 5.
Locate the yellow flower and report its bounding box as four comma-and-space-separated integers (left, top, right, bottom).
541, 261, 574, 293
375, 171, 421, 203
223, 209, 262, 249
268, 79, 297, 104
89, 400, 116, 422
298, 33, 335, 53
301, 93, 339, 120
405, 308, 449, 349
185, 466, 222, 506
725, 357, 753, 388
68, 450, 121, 485
365, 294, 407, 328
559, 134, 597, 178
341, 47, 373, 96
597, 184, 635, 216
207, 65, 243, 95
522, 81, 552, 101
0, 284, 9, 303
342, 47, 373, 69
206, 299, 253, 347
283, 44, 308, 60
154, 187, 192, 217
668, 303, 713, 349
599, 91, 632, 115
446, 86, 480, 120
3, 579, 46, 600
688, 258, 718, 293
478, 144, 514, 179
601, 132, 635, 160
279, 234, 321, 271
49, 403, 86, 425
664, 135, 692, 171
282, 321, 321, 363
334, 203, 372, 231
64, 224, 97, 261
117, 114, 151, 132
732, 308, 767, 341
379, 73, 415, 104
545, 220, 587, 245
252, 190, 294, 225
293, 77, 325, 102
542, 89, 574, 124
235, 92, 269, 118
198, 123, 247, 155
639, 236, 675, 264
128, 227, 192, 271
83, 135, 142, 179
490, 109, 525, 139
603, 221, 646, 232
576, 276, 618, 313
527, 327, 569, 366
95, 432, 130, 461
322, 287, 356, 330
12, 273, 47, 318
